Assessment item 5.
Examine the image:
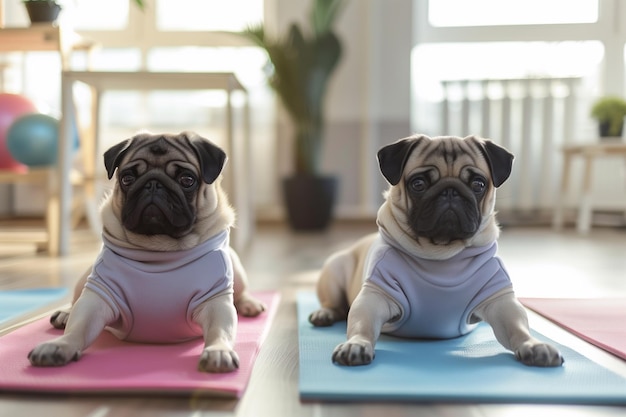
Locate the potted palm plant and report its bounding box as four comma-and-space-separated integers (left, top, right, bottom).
240, 0, 346, 230
590, 96, 626, 138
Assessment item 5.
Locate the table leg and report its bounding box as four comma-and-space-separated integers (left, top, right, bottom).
45, 172, 59, 256
577, 154, 594, 234
225, 88, 239, 250
552, 152, 572, 230
82, 86, 102, 236
56, 73, 74, 256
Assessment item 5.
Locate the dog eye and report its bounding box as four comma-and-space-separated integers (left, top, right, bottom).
471, 177, 486, 193
409, 177, 428, 193
179, 174, 196, 188
120, 174, 135, 187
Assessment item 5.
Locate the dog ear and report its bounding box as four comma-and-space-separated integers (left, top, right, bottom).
103, 138, 133, 179
183, 132, 227, 184
377, 136, 423, 185
476, 138, 514, 188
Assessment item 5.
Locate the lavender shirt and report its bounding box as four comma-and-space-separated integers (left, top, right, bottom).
365, 234, 512, 339
85, 230, 233, 343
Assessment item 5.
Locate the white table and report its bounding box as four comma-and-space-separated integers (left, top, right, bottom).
58, 71, 252, 254
552, 140, 626, 233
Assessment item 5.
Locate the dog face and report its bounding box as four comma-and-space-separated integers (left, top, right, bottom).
377, 135, 513, 247
101, 131, 234, 251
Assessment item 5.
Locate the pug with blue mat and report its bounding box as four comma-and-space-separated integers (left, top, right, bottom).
309, 134, 563, 368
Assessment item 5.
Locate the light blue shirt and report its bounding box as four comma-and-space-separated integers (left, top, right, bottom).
85, 230, 233, 343
365, 233, 512, 339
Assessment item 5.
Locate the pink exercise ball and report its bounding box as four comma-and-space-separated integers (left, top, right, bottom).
0, 94, 37, 172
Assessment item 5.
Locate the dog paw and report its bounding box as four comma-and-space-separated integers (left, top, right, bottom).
49, 309, 70, 329
332, 341, 374, 366
309, 308, 340, 327
515, 341, 564, 367
198, 348, 240, 373
234, 294, 266, 317
28, 342, 81, 367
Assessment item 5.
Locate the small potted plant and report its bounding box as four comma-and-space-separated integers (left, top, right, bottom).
590, 95, 626, 138
22, 0, 62, 25
23, 0, 144, 25
239, 0, 346, 230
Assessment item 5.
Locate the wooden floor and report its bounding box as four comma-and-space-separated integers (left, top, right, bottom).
1, 221, 626, 416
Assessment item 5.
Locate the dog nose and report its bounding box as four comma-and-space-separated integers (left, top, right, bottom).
440, 187, 459, 198
144, 179, 162, 192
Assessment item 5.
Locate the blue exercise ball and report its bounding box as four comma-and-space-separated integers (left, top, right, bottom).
6, 113, 59, 167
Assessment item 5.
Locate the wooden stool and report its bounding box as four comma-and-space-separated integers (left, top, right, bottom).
552, 140, 626, 233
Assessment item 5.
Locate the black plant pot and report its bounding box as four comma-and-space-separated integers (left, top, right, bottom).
282, 175, 338, 231
598, 121, 623, 138
24, 1, 62, 25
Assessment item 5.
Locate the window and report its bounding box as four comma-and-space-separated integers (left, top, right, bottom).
428, 0, 598, 27
146, 47, 268, 85
412, 41, 604, 102
64, 0, 130, 31
156, 0, 264, 31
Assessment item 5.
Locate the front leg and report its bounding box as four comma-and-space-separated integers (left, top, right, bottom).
473, 291, 563, 367
50, 267, 91, 329
29, 289, 116, 366
193, 292, 239, 373
229, 247, 266, 317
332, 285, 400, 366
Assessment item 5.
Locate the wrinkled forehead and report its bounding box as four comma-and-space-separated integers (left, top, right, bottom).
120, 134, 199, 176
403, 137, 491, 181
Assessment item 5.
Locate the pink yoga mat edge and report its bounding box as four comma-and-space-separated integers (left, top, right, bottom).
0, 290, 280, 398
520, 297, 626, 361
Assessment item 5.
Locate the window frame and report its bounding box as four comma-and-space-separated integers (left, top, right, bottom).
75, 0, 269, 67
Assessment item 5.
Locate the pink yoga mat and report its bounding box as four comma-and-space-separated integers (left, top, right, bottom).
521, 298, 626, 361
0, 291, 279, 398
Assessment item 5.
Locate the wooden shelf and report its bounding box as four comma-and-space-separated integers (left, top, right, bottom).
0, 24, 94, 68
0, 24, 95, 255
0, 168, 52, 183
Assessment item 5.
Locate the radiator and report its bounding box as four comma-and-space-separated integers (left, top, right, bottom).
439, 77, 582, 217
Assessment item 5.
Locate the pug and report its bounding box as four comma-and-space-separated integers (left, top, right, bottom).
28, 131, 265, 373
309, 134, 563, 367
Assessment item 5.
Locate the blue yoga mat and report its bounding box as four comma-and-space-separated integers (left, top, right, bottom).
0, 288, 69, 325
298, 292, 626, 404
